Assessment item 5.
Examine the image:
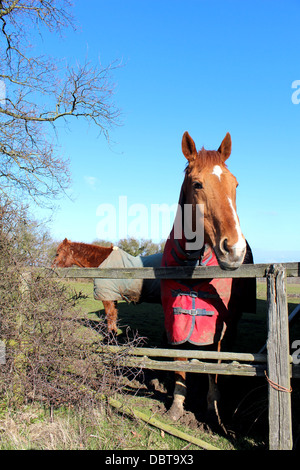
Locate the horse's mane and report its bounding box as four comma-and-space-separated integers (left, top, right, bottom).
69, 241, 112, 256
58, 239, 113, 266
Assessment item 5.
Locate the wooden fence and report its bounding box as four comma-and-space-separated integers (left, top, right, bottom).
55, 261, 300, 450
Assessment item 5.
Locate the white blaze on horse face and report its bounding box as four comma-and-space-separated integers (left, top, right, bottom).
212, 165, 223, 180
227, 197, 246, 255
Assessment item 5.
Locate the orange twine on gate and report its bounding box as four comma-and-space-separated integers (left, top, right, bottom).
264, 370, 292, 393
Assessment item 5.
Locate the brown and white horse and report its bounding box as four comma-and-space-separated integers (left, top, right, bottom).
52, 239, 120, 333
161, 131, 255, 428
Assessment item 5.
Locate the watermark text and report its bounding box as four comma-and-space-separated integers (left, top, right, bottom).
292, 339, 300, 365
0, 341, 6, 365
0, 80, 6, 107
291, 80, 300, 104
96, 196, 204, 250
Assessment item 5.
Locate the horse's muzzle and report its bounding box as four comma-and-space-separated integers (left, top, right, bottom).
214, 238, 246, 270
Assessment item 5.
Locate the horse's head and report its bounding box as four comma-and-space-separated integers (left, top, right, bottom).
181, 131, 246, 270
52, 238, 76, 268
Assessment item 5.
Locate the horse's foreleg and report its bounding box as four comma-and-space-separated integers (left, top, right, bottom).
168, 359, 187, 422
102, 300, 118, 334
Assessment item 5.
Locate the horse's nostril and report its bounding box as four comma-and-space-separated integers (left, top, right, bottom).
220, 237, 230, 255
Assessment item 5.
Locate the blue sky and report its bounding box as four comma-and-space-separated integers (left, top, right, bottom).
35, 0, 300, 263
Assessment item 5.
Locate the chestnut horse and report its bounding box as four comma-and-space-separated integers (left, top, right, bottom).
161, 131, 255, 427
52, 238, 120, 332
52, 239, 162, 334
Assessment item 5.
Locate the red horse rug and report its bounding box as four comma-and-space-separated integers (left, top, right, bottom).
161, 228, 255, 346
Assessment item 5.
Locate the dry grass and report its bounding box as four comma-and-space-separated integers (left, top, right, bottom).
1, 273, 298, 450
0, 406, 105, 450
0, 399, 236, 450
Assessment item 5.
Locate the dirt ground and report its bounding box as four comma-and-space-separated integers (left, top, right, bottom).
122, 364, 273, 446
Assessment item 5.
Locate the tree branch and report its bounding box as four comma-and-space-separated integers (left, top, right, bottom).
0, 1, 121, 205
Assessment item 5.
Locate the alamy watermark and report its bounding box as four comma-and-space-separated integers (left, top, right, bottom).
0, 80, 6, 107
292, 340, 300, 365
96, 196, 204, 250
291, 80, 300, 104
0, 341, 6, 365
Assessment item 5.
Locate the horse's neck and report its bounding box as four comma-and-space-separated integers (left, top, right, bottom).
73, 244, 112, 267
90, 246, 112, 265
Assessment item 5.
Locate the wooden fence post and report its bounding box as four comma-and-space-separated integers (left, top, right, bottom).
266, 264, 293, 450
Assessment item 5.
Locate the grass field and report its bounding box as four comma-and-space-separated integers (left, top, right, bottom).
1, 278, 299, 450
73, 278, 300, 352
65, 277, 300, 449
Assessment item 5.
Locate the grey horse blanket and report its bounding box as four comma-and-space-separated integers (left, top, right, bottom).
93, 247, 162, 304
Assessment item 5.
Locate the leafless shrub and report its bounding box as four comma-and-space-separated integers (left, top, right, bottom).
0, 201, 144, 411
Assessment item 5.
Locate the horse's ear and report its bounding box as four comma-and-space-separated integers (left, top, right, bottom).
62, 238, 68, 244
218, 132, 232, 161
182, 132, 197, 161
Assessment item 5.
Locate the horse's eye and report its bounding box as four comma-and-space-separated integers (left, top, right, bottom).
193, 181, 203, 190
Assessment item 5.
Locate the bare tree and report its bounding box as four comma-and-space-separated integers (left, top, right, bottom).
0, 0, 120, 205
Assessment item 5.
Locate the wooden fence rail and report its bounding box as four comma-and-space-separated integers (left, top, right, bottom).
51, 261, 300, 450
52, 261, 300, 280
